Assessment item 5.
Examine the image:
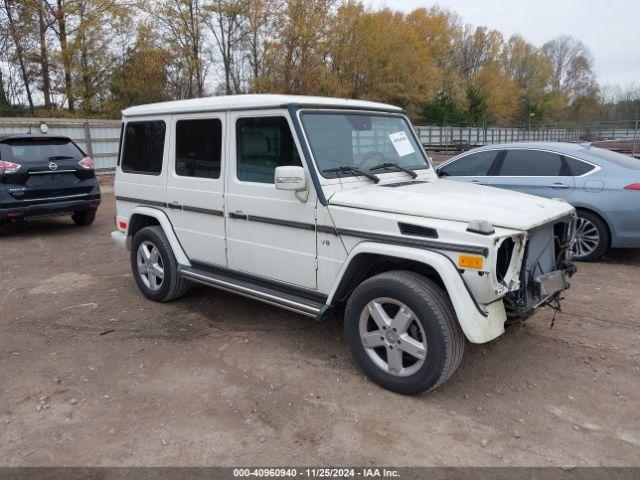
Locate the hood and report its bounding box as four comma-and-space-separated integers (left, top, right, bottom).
328, 179, 574, 230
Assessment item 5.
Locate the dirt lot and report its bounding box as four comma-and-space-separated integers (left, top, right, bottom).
1, 189, 640, 467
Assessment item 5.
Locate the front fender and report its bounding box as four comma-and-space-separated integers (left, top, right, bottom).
328, 242, 506, 344
124, 206, 191, 267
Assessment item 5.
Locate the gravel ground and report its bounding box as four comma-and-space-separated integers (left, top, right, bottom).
1, 191, 639, 467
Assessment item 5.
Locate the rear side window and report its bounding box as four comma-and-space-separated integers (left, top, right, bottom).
236, 116, 302, 183
175, 119, 222, 179
0, 138, 84, 163
121, 121, 166, 175
440, 150, 499, 176
498, 150, 564, 176
565, 156, 595, 176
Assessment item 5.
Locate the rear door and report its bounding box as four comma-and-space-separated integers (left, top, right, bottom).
165, 113, 227, 267
0, 137, 95, 202
437, 150, 500, 185
488, 149, 575, 198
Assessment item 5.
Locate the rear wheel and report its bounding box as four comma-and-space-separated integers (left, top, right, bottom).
344, 271, 464, 395
71, 209, 96, 226
573, 210, 609, 261
130, 226, 190, 302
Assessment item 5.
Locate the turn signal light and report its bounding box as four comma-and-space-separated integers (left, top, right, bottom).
119, 221, 127, 231
78, 156, 94, 170
458, 255, 483, 270
623, 183, 640, 191
0, 160, 21, 175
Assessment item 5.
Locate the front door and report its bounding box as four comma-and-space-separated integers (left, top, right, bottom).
165, 113, 227, 266
437, 149, 501, 185
225, 111, 317, 289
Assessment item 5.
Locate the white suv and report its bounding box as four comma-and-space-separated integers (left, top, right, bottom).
111, 94, 576, 395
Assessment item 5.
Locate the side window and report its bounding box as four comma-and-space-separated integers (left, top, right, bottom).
236, 116, 302, 184
498, 150, 563, 176
121, 121, 166, 175
440, 150, 499, 176
565, 156, 595, 176
175, 118, 222, 179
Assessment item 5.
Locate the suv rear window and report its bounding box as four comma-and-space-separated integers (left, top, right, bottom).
121, 121, 166, 175
0, 138, 84, 163
176, 118, 222, 179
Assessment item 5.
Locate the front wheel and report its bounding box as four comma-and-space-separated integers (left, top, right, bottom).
344, 271, 464, 395
130, 226, 190, 302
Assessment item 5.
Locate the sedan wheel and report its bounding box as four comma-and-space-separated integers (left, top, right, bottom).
574, 217, 599, 259
359, 297, 427, 377
572, 211, 609, 261
136, 240, 164, 291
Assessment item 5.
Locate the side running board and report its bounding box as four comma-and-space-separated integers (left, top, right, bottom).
178, 265, 331, 320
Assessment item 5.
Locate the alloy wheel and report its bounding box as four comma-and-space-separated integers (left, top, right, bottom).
136, 240, 164, 291
358, 297, 427, 377
573, 217, 600, 259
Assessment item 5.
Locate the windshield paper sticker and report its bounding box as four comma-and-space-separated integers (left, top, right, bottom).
388, 131, 415, 157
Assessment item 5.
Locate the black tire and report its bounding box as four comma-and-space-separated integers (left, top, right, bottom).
71, 209, 96, 226
344, 270, 464, 395
130, 226, 190, 302
574, 210, 609, 262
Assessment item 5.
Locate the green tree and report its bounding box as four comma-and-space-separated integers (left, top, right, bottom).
106, 25, 170, 116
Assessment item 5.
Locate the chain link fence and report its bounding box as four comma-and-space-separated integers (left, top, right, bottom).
414, 120, 639, 157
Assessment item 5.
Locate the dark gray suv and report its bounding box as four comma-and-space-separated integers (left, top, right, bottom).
0, 134, 101, 225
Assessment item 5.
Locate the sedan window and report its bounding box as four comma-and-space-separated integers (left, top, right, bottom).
498, 150, 564, 176
439, 150, 499, 176
564, 156, 595, 176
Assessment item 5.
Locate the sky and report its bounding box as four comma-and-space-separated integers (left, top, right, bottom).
362, 0, 640, 88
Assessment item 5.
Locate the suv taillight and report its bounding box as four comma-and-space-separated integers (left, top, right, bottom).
0, 160, 21, 175
78, 156, 94, 170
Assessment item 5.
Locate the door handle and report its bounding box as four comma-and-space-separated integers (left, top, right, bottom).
229, 211, 247, 220
167, 201, 182, 209
548, 183, 571, 189
469, 179, 485, 185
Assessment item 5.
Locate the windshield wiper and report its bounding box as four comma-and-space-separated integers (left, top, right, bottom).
323, 166, 380, 183
369, 162, 418, 179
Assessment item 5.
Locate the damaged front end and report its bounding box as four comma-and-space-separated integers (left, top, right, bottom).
504, 215, 577, 319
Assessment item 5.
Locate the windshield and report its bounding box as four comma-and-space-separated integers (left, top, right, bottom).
301, 112, 430, 178
0, 138, 84, 163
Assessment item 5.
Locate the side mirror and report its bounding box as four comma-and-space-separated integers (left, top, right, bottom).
275, 165, 307, 191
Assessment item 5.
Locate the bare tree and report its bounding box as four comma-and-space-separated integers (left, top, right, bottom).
204, 0, 247, 95
2, 0, 35, 113
542, 35, 595, 100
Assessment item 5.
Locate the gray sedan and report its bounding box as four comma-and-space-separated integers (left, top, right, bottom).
436, 142, 640, 261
